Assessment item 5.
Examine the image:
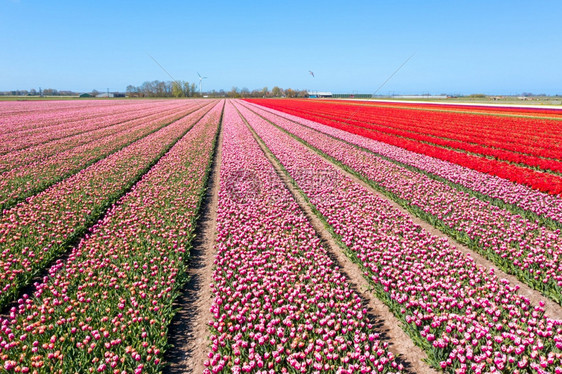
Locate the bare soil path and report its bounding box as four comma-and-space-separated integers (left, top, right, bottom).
163, 121, 223, 374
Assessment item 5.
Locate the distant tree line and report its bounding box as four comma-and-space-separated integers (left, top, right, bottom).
2, 86, 561, 99
126, 80, 198, 98
0, 85, 309, 98
0, 88, 79, 96
124, 81, 309, 98
225, 86, 308, 98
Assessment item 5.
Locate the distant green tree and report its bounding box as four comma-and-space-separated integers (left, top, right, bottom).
271, 86, 282, 97
171, 81, 184, 97
285, 88, 296, 98
126, 85, 137, 97
228, 87, 240, 98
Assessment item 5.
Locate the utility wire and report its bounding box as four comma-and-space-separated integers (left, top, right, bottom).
373, 53, 415, 95
344, 53, 415, 121
147, 53, 183, 87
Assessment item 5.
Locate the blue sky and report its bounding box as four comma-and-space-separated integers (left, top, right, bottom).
1, 0, 561, 94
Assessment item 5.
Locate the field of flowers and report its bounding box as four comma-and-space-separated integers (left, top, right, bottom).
206, 102, 401, 373
234, 101, 562, 372
0, 98, 561, 373
0, 100, 223, 373
0, 101, 218, 311
247, 99, 562, 195
0, 102, 212, 212
239, 101, 562, 304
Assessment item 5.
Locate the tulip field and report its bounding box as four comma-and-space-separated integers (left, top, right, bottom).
246, 99, 562, 196
0, 98, 561, 373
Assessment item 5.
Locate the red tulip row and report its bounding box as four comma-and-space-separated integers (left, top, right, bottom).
0, 101, 217, 310
246, 100, 562, 195
327, 99, 562, 119
0, 101, 201, 173
293, 109, 562, 173
0, 100, 223, 373
248, 99, 562, 159
234, 101, 562, 373
0, 101, 211, 212
205, 101, 402, 373
301, 107, 562, 160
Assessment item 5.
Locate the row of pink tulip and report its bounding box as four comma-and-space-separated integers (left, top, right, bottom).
205, 101, 402, 374
235, 101, 562, 373
0, 101, 223, 373
0, 100, 158, 136
245, 103, 562, 228
0, 101, 200, 173
2, 100, 158, 137
0, 102, 211, 212
0, 101, 187, 155
0, 100, 107, 129
0, 102, 217, 310
241, 102, 562, 305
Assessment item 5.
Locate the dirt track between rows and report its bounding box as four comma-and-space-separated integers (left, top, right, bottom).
164, 116, 223, 373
